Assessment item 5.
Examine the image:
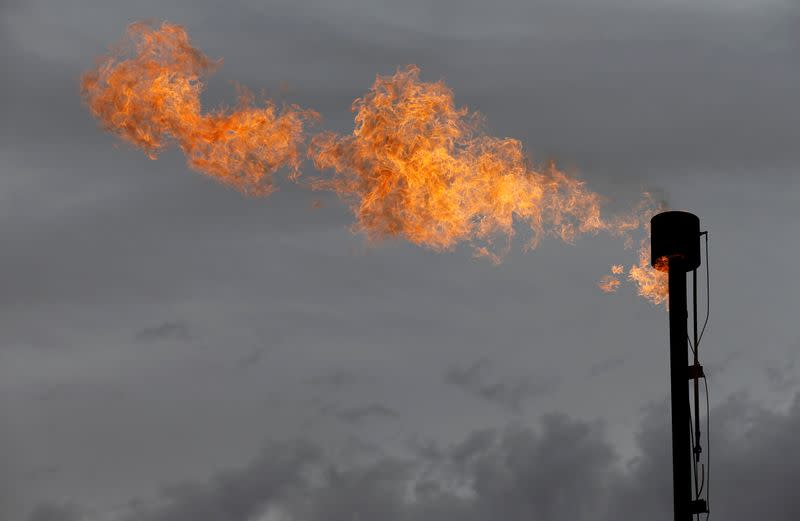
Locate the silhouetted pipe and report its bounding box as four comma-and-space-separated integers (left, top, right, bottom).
667, 257, 692, 521
651, 211, 700, 521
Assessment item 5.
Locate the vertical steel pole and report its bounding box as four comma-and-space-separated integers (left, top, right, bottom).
668, 258, 692, 521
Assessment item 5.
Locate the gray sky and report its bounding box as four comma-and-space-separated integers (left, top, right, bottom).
2, 0, 799, 520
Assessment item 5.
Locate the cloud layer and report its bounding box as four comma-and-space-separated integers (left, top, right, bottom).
28, 392, 799, 521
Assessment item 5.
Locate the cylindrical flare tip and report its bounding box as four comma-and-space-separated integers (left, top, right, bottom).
650, 211, 701, 272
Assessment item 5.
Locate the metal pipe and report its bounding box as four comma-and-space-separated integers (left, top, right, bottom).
693, 269, 701, 467
650, 210, 702, 521
668, 258, 693, 521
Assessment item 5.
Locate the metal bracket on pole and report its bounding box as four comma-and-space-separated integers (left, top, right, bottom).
690, 499, 709, 514
688, 364, 705, 380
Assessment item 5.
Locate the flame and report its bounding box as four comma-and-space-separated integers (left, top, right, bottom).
83, 23, 669, 306
80, 21, 317, 195
628, 245, 669, 305
309, 66, 648, 260
598, 275, 622, 293
600, 239, 669, 305
598, 264, 625, 293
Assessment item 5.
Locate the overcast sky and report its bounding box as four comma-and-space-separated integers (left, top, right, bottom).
2, 0, 799, 520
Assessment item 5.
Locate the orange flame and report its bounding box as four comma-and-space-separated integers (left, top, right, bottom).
628, 244, 669, 306
598, 275, 622, 293
309, 66, 650, 262
80, 21, 317, 195
598, 264, 625, 293
599, 235, 669, 305
83, 23, 668, 305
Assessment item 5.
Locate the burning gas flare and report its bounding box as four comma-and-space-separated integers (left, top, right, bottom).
83, 24, 668, 304
310, 66, 611, 257
599, 237, 669, 305
80, 21, 317, 195
598, 264, 624, 293
309, 66, 658, 268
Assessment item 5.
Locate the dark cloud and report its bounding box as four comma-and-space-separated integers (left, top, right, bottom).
234, 347, 268, 371
35, 381, 125, 402
25, 465, 61, 481
69, 392, 800, 521
765, 364, 799, 394
121, 441, 320, 521
309, 370, 364, 390
334, 403, 399, 424
610, 391, 800, 521
26, 502, 85, 521
764, 344, 799, 393
587, 355, 626, 378
135, 322, 191, 344
445, 359, 557, 412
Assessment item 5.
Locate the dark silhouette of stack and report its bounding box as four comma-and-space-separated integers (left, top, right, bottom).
651, 211, 708, 521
